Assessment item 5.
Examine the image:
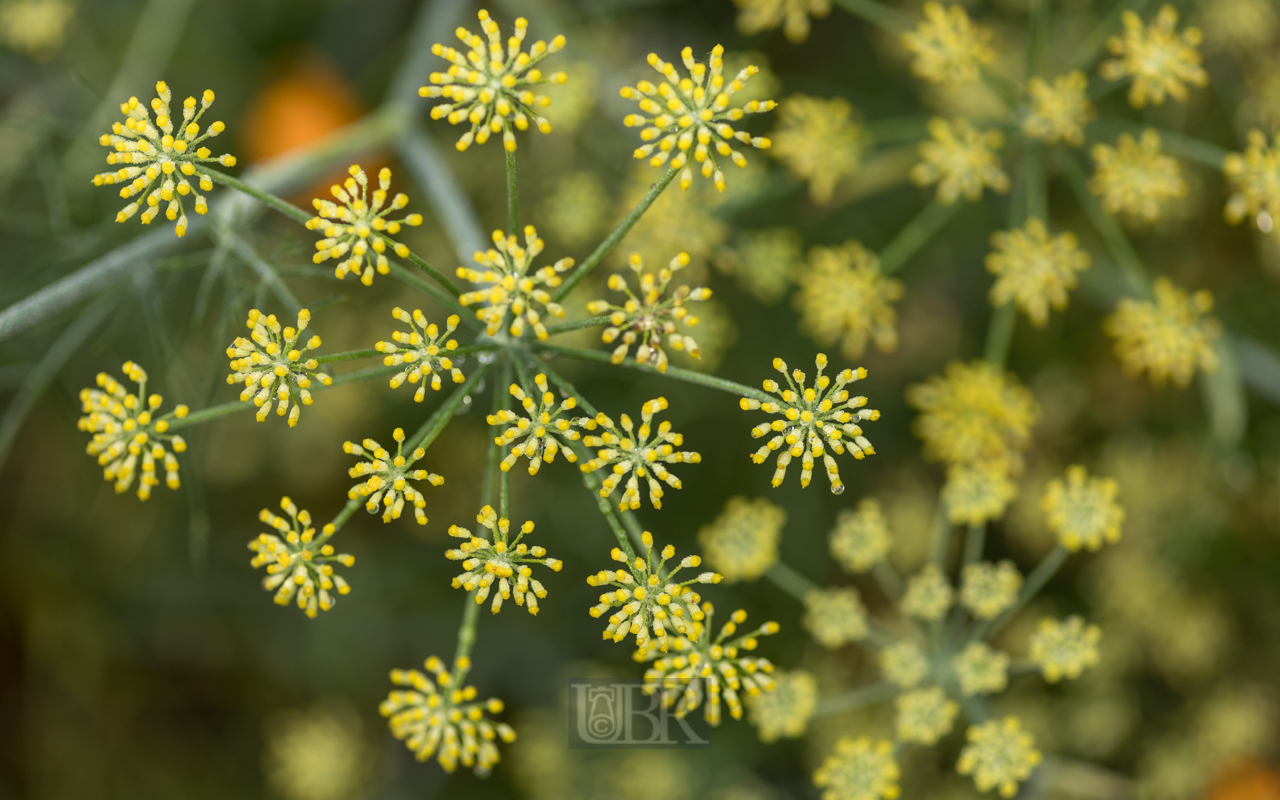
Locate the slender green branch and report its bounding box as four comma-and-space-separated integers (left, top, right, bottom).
315, 496, 364, 548
314, 348, 379, 364
766, 562, 817, 602
962, 522, 987, 566
481, 354, 505, 511
405, 251, 464, 298
1029, 0, 1048, 78
863, 116, 931, 145
831, 0, 911, 33
202, 167, 313, 226
385, 262, 473, 324
532, 342, 773, 403
329, 364, 402, 387
166, 400, 244, 430
221, 231, 301, 314
871, 561, 903, 603
878, 201, 962, 275
984, 303, 1017, 365
545, 315, 611, 335
497, 357, 513, 519
1089, 118, 1229, 170
929, 501, 953, 569
452, 595, 481, 683
814, 682, 899, 717
1057, 152, 1152, 298
975, 546, 1069, 642
406, 360, 492, 452
505, 149, 519, 236
1068, 0, 1156, 71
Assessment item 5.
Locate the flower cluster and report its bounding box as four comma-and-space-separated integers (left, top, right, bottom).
804, 587, 869, 649
794, 241, 903, 359
1090, 130, 1187, 222
226, 308, 332, 426
1029, 616, 1102, 683
587, 252, 709, 372
901, 2, 995, 86
907, 360, 1038, 468
487, 373, 580, 474
747, 669, 817, 743
943, 458, 1019, 525
896, 687, 959, 745
446, 505, 562, 615
829, 498, 892, 573
92, 81, 235, 236
458, 226, 573, 340
953, 642, 1009, 696
1223, 130, 1280, 233
1100, 5, 1207, 108
911, 117, 1009, 205
1041, 465, 1124, 552
578, 397, 701, 510
985, 219, 1091, 327
956, 717, 1042, 798
901, 565, 954, 621
306, 165, 423, 285
248, 497, 353, 617
960, 561, 1022, 620
344, 428, 445, 525
1104, 277, 1220, 387
770, 95, 865, 203
813, 737, 900, 800
733, 0, 831, 43
1022, 72, 1093, 147
377, 309, 464, 401
699, 496, 786, 582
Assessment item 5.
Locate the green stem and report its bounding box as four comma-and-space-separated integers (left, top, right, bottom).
871, 560, 903, 602
766, 562, 817, 602
220, 231, 301, 315
1056, 152, 1152, 298
452, 596, 481, 684
813, 682, 899, 717
545, 315, 611, 335
878, 201, 961, 275
983, 303, 1017, 365
314, 348, 379, 364
1024, 141, 1047, 223
532, 342, 772, 403
929, 501, 953, 569
497, 357, 513, 519
315, 496, 364, 547
329, 364, 401, 387
481, 354, 505, 510
166, 400, 245, 430
385, 262, 472, 324
405, 252, 464, 298
962, 522, 987, 566
406, 360, 492, 452
1089, 118, 1229, 170
831, 0, 911, 33
202, 167, 312, 226
975, 546, 1069, 642
1029, 0, 1048, 78
505, 149, 519, 236
1068, 0, 1156, 71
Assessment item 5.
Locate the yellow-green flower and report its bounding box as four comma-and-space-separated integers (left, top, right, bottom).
1029, 616, 1101, 683
960, 561, 1022, 620
901, 2, 995, 87
622, 44, 775, 192
226, 308, 332, 426
92, 81, 235, 237
446, 505, 562, 615
895, 687, 959, 745
0, 0, 74, 58
1041, 465, 1124, 552
487, 373, 581, 475
587, 252, 709, 373
249, 497, 353, 618
377, 309, 464, 402
578, 397, 701, 510
722, 227, 802, 305
804, 587, 869, 648
343, 428, 444, 525
1200, 0, 1280, 53
1103, 277, 1220, 387
771, 95, 865, 203
911, 117, 1010, 205
698, 496, 786, 582
1089, 130, 1187, 222
944, 459, 1018, 525
748, 669, 818, 742
901, 564, 953, 621
1100, 5, 1207, 109
880, 640, 929, 689
956, 717, 1041, 798
1224, 130, 1280, 233
733, 0, 831, 42
458, 226, 574, 340
985, 219, 1091, 327
829, 498, 893, 573
794, 241, 903, 359
77, 361, 189, 501
1022, 72, 1093, 147
814, 737, 901, 800
907, 360, 1038, 467
306, 165, 424, 285
952, 642, 1009, 696
419, 9, 567, 151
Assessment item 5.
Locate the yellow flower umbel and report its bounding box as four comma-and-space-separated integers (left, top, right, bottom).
895, 687, 959, 745
1104, 277, 1220, 387
698, 496, 786, 583
901, 2, 995, 86
960, 560, 1022, 620
911, 118, 1010, 205
419, 10, 566, 151
343, 428, 445, 525
92, 81, 235, 237
795, 241, 903, 359
726, 227, 802, 305
77, 361, 188, 501
578, 397, 701, 510
1041, 465, 1124, 552
740, 354, 879, 494
943, 459, 1018, 525
901, 565, 954, 621
770, 95, 865, 203
377, 309, 464, 402
588, 252, 709, 372
1029, 616, 1101, 683
1022, 72, 1093, 147
586, 531, 719, 655
446, 505, 563, 615
956, 717, 1042, 798
487, 373, 581, 475
906, 360, 1038, 467
804, 587, 869, 648
953, 642, 1009, 696
306, 165, 423, 285
985, 219, 1091, 327
879, 640, 929, 688
621, 44, 775, 192
747, 669, 817, 743
1089, 130, 1187, 222
813, 737, 901, 800
249, 497, 354, 618
733, 0, 831, 42
458, 226, 573, 340
380, 655, 515, 775
226, 308, 332, 427
640, 606, 779, 726
1224, 130, 1280, 233
829, 498, 892, 573
1099, 5, 1207, 109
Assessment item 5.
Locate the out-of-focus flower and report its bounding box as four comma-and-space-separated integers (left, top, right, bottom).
794, 241, 903, 359
578, 397, 701, 510
907, 360, 1038, 467
1029, 616, 1101, 682
622, 44, 775, 192
901, 2, 995, 87
895, 687, 959, 745
748, 669, 817, 742
343, 428, 444, 525
77, 361, 188, 501
249, 496, 353, 617
911, 118, 1009, 205
458, 226, 573, 339
880, 640, 929, 688
698, 496, 786, 582
1224, 130, 1280, 234
487, 372, 581, 475
960, 560, 1022, 620
263, 705, 370, 800
829, 498, 893, 573
1200, 0, 1279, 53
92, 81, 235, 237
740, 354, 879, 494
804, 587, 869, 648
944, 459, 1018, 525
952, 642, 1009, 696
588, 252, 709, 372
813, 736, 901, 800
0, 0, 73, 58
1041, 465, 1124, 552
1090, 130, 1187, 222
1022, 72, 1093, 147
380, 655, 515, 774
902, 564, 953, 621
985, 219, 1090, 327
446, 505, 562, 615
540, 60, 596, 134
377, 309, 464, 402
719, 228, 801, 305
306, 165, 423, 285
615, 167, 727, 277
771, 95, 865, 203
1100, 5, 1207, 109
1104, 277, 1220, 387
227, 308, 332, 426
956, 717, 1041, 798
542, 172, 609, 247
419, 9, 566, 151
733, 0, 831, 42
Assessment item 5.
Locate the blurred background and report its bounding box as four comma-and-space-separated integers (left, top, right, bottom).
2, 0, 1280, 798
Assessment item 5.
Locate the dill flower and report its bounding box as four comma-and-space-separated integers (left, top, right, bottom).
907, 360, 1038, 467
446, 505, 563, 615
722, 227, 801, 305
901, 565, 954, 621
641, 606, 780, 726
615, 166, 728, 276
587, 252, 709, 372
829, 498, 893, 574
1029, 616, 1101, 683
1201, 0, 1280, 52
487, 373, 581, 475
813, 737, 901, 800
740, 353, 880, 494
901, 3, 995, 87
896, 687, 959, 745
343, 428, 444, 525
1022, 72, 1093, 147
910, 118, 1010, 205
733, 0, 831, 43
0, 0, 73, 58
880, 641, 929, 689
586, 531, 719, 655
1099, 5, 1207, 109
377, 309, 464, 402
698, 496, 786, 582
748, 669, 818, 742
1041, 465, 1124, 552
226, 308, 332, 426
804, 587, 869, 648
952, 642, 1009, 696
1224, 130, 1280, 233
419, 9, 567, 151
263, 706, 370, 800
380, 655, 515, 775
944, 459, 1018, 525
956, 717, 1042, 798
306, 165, 424, 285
458, 226, 573, 340
1089, 130, 1187, 222
1103, 277, 1220, 387
621, 44, 775, 192
77, 361, 188, 501
770, 95, 865, 203
578, 397, 701, 510
794, 241, 903, 359
960, 561, 1022, 620
92, 81, 235, 237
249, 496, 353, 618
985, 219, 1091, 327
